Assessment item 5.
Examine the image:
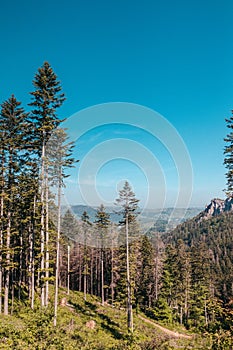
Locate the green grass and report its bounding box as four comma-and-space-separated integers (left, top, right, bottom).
0, 288, 211, 349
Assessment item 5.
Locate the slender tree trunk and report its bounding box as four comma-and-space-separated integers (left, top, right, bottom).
79, 245, 82, 292
67, 243, 70, 295
31, 195, 36, 310
155, 255, 158, 300
111, 229, 114, 306
83, 228, 88, 301
18, 233, 23, 301
59, 250, 62, 288
11, 268, 15, 315
45, 169, 49, 307
180, 306, 183, 325
204, 297, 208, 326
84, 264, 86, 300
95, 253, 98, 296
4, 210, 11, 315
84, 272, 87, 301
54, 181, 61, 326
28, 224, 33, 304
126, 213, 133, 332
90, 248, 93, 295
40, 140, 45, 307
0, 150, 5, 314
98, 248, 101, 297
0, 187, 3, 314
101, 250, 104, 305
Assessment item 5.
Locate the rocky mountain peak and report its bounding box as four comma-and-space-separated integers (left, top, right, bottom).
200, 197, 233, 220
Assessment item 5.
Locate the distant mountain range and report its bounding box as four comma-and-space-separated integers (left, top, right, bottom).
62, 204, 203, 232
62, 197, 233, 233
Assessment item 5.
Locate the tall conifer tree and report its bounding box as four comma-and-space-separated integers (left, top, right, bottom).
29, 62, 65, 307
115, 181, 139, 333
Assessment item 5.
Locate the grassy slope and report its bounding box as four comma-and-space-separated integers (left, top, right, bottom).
0, 289, 209, 350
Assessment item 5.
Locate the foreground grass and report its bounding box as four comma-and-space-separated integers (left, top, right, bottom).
0, 289, 211, 349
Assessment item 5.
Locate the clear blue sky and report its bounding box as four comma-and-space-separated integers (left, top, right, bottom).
1, 0, 233, 208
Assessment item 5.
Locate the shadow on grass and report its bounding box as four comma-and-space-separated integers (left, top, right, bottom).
100, 321, 123, 340
69, 299, 124, 340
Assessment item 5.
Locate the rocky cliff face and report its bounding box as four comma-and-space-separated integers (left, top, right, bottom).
200, 197, 233, 220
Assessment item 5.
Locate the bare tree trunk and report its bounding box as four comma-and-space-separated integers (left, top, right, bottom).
11, 268, 15, 315
67, 243, 70, 295
31, 195, 36, 310
45, 169, 49, 307
111, 240, 114, 306
90, 248, 93, 295
18, 233, 23, 301
126, 213, 133, 332
0, 151, 5, 314
40, 140, 45, 307
180, 306, 183, 325
84, 272, 87, 301
28, 224, 33, 305
155, 255, 158, 300
98, 248, 101, 298
101, 251, 104, 305
54, 181, 61, 326
4, 210, 11, 315
83, 228, 88, 301
95, 253, 98, 296
204, 297, 208, 326
0, 187, 3, 314
79, 244, 82, 292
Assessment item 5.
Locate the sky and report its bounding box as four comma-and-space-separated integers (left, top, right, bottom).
1, 0, 233, 209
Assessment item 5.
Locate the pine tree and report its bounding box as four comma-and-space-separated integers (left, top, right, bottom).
115, 181, 140, 332
29, 61, 65, 307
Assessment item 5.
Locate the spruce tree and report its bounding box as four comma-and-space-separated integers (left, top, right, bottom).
115, 181, 139, 332
29, 61, 65, 307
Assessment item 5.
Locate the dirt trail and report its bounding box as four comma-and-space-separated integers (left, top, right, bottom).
138, 315, 193, 339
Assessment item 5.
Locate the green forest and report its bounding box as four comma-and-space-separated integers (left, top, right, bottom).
0, 62, 232, 349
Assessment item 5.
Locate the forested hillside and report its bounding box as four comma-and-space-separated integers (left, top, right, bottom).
0, 61, 232, 349
165, 210, 233, 302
